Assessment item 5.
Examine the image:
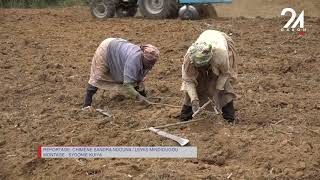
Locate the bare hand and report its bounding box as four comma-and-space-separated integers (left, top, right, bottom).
137, 94, 152, 106
191, 100, 200, 113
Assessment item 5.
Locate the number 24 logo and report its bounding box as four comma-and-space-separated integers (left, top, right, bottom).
281, 8, 304, 29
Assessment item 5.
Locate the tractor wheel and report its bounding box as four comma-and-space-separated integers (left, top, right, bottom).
179, 5, 200, 20
90, 0, 116, 19
138, 0, 178, 19
116, 6, 138, 17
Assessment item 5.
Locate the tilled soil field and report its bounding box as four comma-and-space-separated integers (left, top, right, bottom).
0, 7, 320, 180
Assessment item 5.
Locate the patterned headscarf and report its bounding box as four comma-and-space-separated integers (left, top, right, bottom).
141, 44, 160, 65
189, 42, 213, 67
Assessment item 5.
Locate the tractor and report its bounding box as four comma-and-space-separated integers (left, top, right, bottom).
89, 0, 232, 20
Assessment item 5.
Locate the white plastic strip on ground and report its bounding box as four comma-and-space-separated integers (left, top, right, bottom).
39, 146, 197, 158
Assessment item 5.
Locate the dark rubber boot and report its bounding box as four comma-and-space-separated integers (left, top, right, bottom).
83, 84, 98, 108
180, 105, 193, 122
222, 100, 236, 123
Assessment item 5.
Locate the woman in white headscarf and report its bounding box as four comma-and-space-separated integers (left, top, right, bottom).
180, 30, 238, 123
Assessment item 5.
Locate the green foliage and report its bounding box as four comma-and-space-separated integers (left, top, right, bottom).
0, 0, 88, 8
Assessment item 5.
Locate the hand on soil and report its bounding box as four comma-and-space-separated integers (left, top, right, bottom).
137, 94, 152, 106
81, 106, 92, 111
192, 100, 200, 113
